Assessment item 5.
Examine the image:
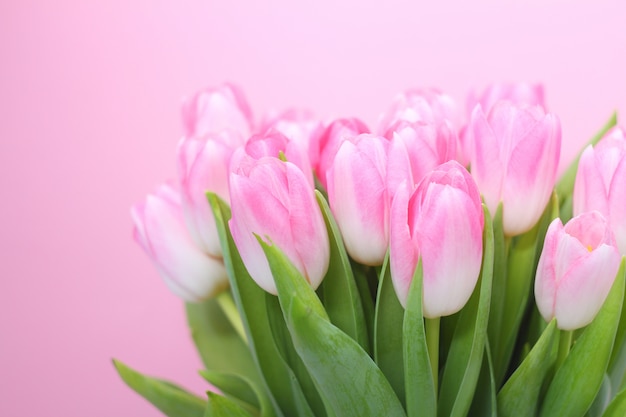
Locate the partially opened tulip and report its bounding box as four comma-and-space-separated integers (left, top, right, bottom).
316, 117, 370, 188
574, 126, 626, 254
230, 131, 314, 188
379, 88, 465, 164
535, 212, 621, 330
387, 120, 457, 193
181, 83, 254, 139
469, 101, 561, 235
327, 134, 390, 266
178, 131, 244, 257
261, 108, 324, 170
229, 156, 329, 294
467, 82, 546, 116
390, 161, 484, 316
131, 184, 229, 302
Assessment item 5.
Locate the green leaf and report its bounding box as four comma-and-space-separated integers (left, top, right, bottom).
403, 260, 436, 417
540, 259, 626, 417
494, 193, 559, 384
487, 204, 507, 383
208, 192, 315, 417
205, 392, 255, 417
264, 293, 323, 417
200, 370, 262, 416
609, 257, 626, 375
185, 296, 259, 384
113, 359, 206, 417
468, 343, 497, 417
602, 387, 626, 417
315, 191, 370, 352
555, 112, 617, 204
497, 320, 558, 417
374, 252, 406, 406
588, 374, 612, 417
259, 239, 406, 417
438, 204, 495, 417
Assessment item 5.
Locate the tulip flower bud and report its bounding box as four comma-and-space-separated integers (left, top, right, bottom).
230, 131, 314, 188
131, 184, 229, 301
379, 88, 464, 165
574, 127, 626, 254
261, 108, 324, 170
378, 88, 461, 137
181, 83, 254, 139
316, 118, 370, 188
177, 131, 243, 257
462, 83, 546, 166
387, 120, 457, 194
229, 156, 330, 294
469, 102, 561, 236
390, 161, 484, 317
534, 212, 621, 330
327, 134, 390, 266
467, 82, 546, 116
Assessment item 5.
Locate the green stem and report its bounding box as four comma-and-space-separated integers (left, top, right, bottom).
556, 329, 573, 370
426, 317, 441, 397
216, 291, 248, 343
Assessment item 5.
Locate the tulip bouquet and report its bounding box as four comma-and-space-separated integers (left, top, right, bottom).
115, 83, 626, 417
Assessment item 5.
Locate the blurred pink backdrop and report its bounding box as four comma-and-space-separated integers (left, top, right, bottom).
1, 1, 625, 415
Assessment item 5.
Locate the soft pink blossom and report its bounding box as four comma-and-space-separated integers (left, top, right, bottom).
229, 157, 329, 294
327, 134, 390, 265
230, 131, 314, 188
177, 131, 244, 257
261, 108, 324, 170
535, 212, 621, 330
574, 127, 626, 255
390, 161, 484, 316
316, 118, 370, 188
131, 184, 229, 301
469, 101, 561, 235
378, 88, 464, 164
387, 120, 457, 194
181, 83, 254, 139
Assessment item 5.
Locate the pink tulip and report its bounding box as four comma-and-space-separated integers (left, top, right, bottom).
316, 118, 370, 188
378, 88, 465, 164
327, 134, 390, 266
462, 83, 546, 167
181, 83, 254, 139
131, 184, 229, 302
467, 82, 546, 116
387, 120, 457, 194
229, 156, 329, 294
260, 108, 324, 170
378, 88, 461, 137
534, 212, 621, 330
390, 161, 484, 316
469, 101, 561, 236
177, 131, 244, 257
574, 127, 626, 255
230, 131, 314, 188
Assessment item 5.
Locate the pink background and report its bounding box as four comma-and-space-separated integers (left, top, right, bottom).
1, 1, 625, 415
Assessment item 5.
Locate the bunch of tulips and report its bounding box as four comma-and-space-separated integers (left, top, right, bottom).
115, 82, 626, 417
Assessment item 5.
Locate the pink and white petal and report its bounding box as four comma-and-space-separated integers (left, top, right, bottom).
470, 105, 504, 215
418, 186, 483, 317
389, 183, 418, 308
534, 219, 562, 323
573, 146, 610, 216
554, 244, 621, 330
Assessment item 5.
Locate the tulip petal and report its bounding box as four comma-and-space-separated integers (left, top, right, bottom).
503, 114, 560, 235
573, 146, 610, 216
534, 219, 562, 323
389, 182, 418, 307
554, 244, 620, 330
470, 105, 503, 215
